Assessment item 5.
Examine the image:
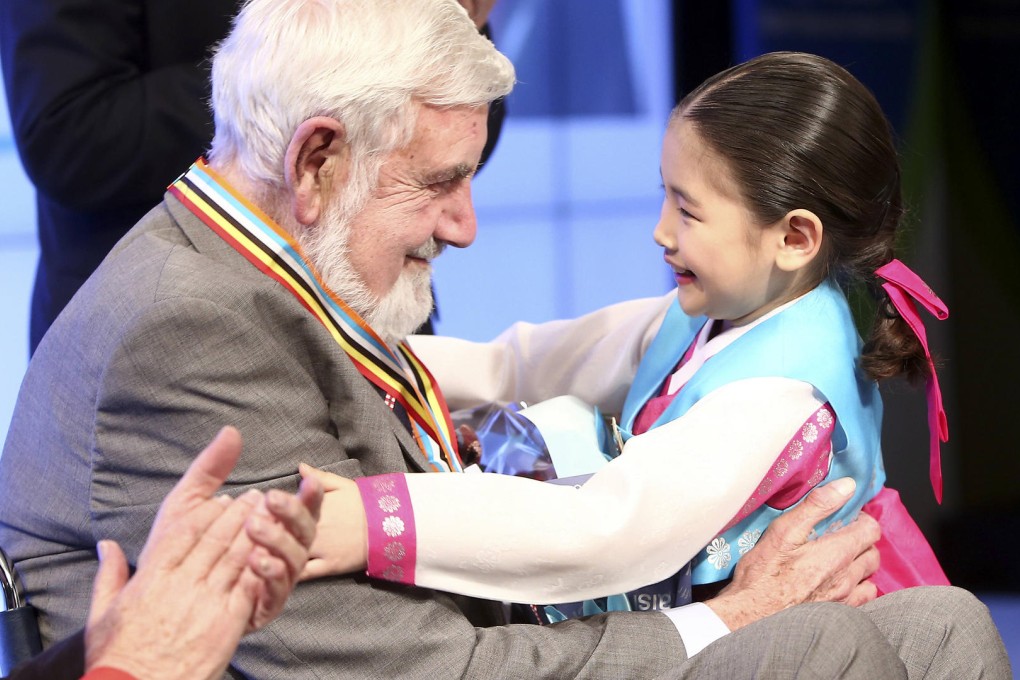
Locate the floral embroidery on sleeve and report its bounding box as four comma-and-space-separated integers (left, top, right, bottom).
356, 473, 417, 584
737, 528, 762, 556
706, 537, 732, 570
721, 403, 836, 533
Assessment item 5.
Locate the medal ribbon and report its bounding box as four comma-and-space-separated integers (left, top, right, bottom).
168, 159, 462, 472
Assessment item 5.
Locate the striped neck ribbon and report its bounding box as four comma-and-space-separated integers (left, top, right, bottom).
169, 159, 462, 472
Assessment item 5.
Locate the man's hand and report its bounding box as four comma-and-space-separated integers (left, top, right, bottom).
706, 478, 881, 631
84, 426, 323, 680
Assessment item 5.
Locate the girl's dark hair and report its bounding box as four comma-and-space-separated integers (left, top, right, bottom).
673, 51, 928, 384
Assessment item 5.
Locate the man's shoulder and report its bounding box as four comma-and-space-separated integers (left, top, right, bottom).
86, 196, 285, 317
35, 196, 315, 373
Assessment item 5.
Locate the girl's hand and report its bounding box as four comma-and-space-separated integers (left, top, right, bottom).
297, 464, 369, 581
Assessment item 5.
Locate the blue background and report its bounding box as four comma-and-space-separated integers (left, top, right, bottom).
1, 0, 1017, 665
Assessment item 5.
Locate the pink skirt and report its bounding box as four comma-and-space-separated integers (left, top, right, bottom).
863, 486, 950, 595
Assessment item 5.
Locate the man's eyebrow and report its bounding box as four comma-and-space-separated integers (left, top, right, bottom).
421, 163, 476, 184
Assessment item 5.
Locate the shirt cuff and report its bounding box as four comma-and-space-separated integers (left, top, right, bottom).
661, 602, 731, 658
356, 473, 417, 584
81, 667, 139, 680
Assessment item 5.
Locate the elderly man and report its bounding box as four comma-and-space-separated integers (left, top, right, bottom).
0, 0, 1009, 678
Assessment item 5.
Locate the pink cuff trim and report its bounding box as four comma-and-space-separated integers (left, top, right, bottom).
356, 474, 416, 585
722, 403, 835, 532
765, 403, 836, 510
81, 668, 139, 680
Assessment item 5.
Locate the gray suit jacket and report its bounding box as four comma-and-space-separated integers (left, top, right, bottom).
0, 193, 687, 678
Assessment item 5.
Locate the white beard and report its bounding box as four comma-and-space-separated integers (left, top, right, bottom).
296, 200, 439, 345
368, 245, 438, 342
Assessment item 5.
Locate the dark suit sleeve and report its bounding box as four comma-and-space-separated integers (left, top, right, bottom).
0, 0, 218, 212
5, 629, 84, 680
477, 22, 506, 171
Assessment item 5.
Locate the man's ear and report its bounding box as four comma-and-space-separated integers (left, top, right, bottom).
284, 117, 349, 226
775, 209, 823, 272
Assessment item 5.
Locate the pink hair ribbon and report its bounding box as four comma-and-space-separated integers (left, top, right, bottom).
875, 259, 949, 503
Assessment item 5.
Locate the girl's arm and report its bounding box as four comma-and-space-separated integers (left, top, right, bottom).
408, 294, 673, 413
305, 377, 826, 603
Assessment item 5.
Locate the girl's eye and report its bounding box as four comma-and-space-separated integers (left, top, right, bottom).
679, 206, 694, 219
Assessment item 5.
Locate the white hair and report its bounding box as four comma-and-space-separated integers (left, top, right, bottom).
208, 0, 515, 216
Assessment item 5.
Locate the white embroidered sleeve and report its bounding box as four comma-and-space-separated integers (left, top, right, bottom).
407, 293, 673, 413
404, 377, 826, 603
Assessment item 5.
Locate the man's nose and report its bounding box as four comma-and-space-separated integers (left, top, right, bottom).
436, 181, 477, 248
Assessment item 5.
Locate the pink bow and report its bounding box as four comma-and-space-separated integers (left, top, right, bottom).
875, 259, 949, 503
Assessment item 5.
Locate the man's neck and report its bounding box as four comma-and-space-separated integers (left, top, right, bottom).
208, 159, 293, 234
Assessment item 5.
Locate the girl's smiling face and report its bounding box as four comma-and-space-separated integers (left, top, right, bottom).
653, 119, 795, 327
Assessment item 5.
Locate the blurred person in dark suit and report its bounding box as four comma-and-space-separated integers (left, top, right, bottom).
0, 0, 503, 353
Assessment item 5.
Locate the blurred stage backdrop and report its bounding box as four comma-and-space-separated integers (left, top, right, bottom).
0, 0, 1017, 658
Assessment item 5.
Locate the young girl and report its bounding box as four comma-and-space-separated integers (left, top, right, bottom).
303, 51, 950, 614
